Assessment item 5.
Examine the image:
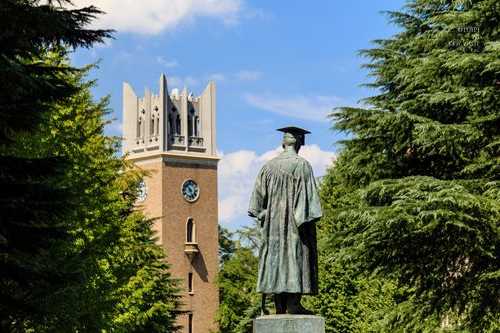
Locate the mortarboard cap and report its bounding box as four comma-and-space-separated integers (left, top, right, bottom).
277, 126, 311, 135
277, 126, 311, 146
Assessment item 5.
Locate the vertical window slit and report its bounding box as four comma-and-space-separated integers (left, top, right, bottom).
186, 218, 194, 243
188, 272, 193, 293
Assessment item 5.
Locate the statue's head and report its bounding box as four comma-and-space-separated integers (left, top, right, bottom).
282, 132, 302, 152
277, 126, 310, 153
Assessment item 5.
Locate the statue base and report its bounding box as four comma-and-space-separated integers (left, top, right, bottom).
253, 314, 325, 333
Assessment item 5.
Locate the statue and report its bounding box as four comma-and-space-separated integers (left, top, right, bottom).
249, 126, 322, 315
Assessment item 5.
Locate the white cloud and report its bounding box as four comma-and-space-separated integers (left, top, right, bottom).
76, 0, 243, 35
218, 145, 335, 224
156, 56, 179, 68
167, 72, 225, 90
207, 73, 226, 82
243, 93, 345, 122
236, 70, 262, 81
168, 75, 200, 88
163, 69, 262, 91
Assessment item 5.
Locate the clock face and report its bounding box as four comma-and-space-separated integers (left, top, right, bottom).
182, 179, 199, 202
137, 180, 147, 202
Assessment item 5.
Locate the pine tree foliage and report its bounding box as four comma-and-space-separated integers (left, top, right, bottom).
309, 175, 398, 333
319, 0, 499, 331
1, 1, 180, 331
9, 60, 181, 332
0, 0, 111, 142
0, 0, 111, 329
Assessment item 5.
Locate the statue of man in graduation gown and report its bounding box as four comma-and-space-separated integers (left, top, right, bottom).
248, 126, 322, 315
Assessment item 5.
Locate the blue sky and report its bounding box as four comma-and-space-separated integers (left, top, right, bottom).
72, 0, 405, 230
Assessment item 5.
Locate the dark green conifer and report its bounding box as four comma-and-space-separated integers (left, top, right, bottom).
0, 1, 110, 329
318, 0, 499, 331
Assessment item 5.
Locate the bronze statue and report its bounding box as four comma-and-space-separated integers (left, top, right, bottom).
249, 126, 322, 315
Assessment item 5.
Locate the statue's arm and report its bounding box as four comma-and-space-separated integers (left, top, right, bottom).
294, 162, 322, 227
248, 167, 268, 225
256, 209, 267, 221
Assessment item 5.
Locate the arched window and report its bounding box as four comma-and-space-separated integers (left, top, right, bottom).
152, 107, 159, 136
137, 118, 143, 138
186, 218, 195, 243
188, 111, 193, 137
141, 119, 145, 139
168, 114, 174, 135
175, 114, 181, 135
156, 115, 160, 135
194, 116, 200, 137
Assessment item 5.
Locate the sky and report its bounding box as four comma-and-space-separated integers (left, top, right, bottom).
71, 0, 405, 230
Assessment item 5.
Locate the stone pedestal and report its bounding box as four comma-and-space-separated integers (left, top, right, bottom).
253, 315, 325, 333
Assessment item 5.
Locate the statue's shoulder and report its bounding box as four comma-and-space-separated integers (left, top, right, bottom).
288, 154, 310, 166
260, 159, 276, 173
295, 154, 308, 163
269, 153, 311, 170
296, 156, 314, 172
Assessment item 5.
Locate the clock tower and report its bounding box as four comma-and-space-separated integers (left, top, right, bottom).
123, 74, 219, 333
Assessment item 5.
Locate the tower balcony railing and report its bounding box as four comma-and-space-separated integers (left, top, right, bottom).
188, 136, 204, 148
170, 134, 185, 145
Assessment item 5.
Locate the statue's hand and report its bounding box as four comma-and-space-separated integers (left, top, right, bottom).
257, 209, 267, 221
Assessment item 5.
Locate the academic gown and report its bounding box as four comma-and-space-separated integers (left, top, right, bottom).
248, 149, 322, 294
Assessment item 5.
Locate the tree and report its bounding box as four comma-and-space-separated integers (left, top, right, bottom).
306, 239, 397, 332
0, 1, 180, 331
16, 59, 180, 332
0, 0, 110, 329
219, 226, 236, 264
320, 0, 499, 331
217, 225, 264, 333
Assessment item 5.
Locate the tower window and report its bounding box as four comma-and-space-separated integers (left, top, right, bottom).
175, 114, 181, 135
188, 272, 193, 293
156, 115, 160, 135
188, 112, 193, 137
168, 115, 172, 133
152, 107, 159, 136
194, 116, 200, 137
186, 218, 195, 243
137, 118, 143, 138
188, 313, 193, 333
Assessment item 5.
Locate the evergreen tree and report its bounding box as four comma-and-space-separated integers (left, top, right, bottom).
25, 64, 180, 332
1, 1, 180, 331
319, 0, 499, 331
217, 226, 263, 333
0, 0, 110, 329
219, 226, 236, 264
217, 246, 260, 333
